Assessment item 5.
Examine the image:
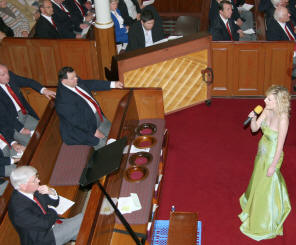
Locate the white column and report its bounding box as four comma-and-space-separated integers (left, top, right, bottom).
94, 0, 114, 29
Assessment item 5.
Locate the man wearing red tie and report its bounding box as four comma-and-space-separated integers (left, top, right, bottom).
55, 66, 123, 150
8, 166, 83, 245
0, 64, 56, 146
210, 0, 244, 41
35, 0, 62, 38
266, 6, 296, 77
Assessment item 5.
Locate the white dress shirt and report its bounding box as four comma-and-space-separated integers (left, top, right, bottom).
142, 25, 153, 47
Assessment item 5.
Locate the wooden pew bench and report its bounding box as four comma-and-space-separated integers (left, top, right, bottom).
0, 100, 92, 244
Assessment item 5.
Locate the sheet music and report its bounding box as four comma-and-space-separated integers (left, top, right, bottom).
243, 28, 255, 34
49, 195, 75, 215
143, 0, 155, 7
238, 3, 254, 12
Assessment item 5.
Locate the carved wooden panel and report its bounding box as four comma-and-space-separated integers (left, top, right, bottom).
211, 43, 233, 96
233, 43, 265, 95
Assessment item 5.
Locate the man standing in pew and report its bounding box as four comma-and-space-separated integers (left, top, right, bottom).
55, 66, 123, 150
8, 166, 83, 245
0, 64, 56, 146
35, 0, 62, 38
210, 0, 244, 41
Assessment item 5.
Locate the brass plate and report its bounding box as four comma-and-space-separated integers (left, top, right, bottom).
136, 123, 157, 136
124, 166, 149, 183
129, 152, 153, 166
133, 136, 156, 149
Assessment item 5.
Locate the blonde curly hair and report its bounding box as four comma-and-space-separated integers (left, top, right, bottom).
265, 85, 291, 115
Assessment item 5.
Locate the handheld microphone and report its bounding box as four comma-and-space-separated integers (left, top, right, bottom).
243, 105, 263, 126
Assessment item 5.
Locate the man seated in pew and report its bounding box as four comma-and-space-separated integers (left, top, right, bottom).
266, 6, 296, 40
209, 0, 255, 40
210, 0, 244, 41
126, 9, 164, 51
259, 0, 291, 22
55, 66, 123, 150
51, 0, 83, 38
266, 6, 296, 76
0, 128, 24, 196
8, 166, 83, 245
35, 0, 61, 38
0, 64, 56, 146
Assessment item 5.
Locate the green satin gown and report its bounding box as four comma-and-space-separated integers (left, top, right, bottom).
239, 122, 291, 241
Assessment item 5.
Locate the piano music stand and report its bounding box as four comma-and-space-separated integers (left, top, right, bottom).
79, 137, 146, 245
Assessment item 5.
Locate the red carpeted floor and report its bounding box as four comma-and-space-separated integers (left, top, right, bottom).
157, 98, 296, 245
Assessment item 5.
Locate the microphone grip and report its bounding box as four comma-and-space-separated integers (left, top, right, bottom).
243, 117, 252, 126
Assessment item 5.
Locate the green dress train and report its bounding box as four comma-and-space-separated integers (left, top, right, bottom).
239, 122, 291, 241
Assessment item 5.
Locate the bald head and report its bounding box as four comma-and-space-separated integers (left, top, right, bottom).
271, 0, 288, 8
0, 64, 9, 85
274, 6, 290, 22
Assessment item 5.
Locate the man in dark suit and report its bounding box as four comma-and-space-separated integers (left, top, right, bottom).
51, 0, 83, 38
55, 66, 123, 150
118, 0, 141, 27
266, 6, 296, 40
0, 16, 14, 41
0, 64, 56, 146
63, 0, 94, 32
210, 0, 243, 41
35, 0, 61, 38
8, 166, 83, 245
126, 9, 165, 52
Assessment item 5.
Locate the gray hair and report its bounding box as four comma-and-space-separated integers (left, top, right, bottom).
10, 166, 37, 190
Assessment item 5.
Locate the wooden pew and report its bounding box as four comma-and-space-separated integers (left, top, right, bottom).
0, 88, 168, 245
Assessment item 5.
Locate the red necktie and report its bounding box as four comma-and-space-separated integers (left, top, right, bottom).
226, 21, 233, 41
74, 0, 85, 17
34, 196, 63, 224
75, 87, 104, 122
0, 134, 10, 149
5, 84, 27, 115
51, 17, 57, 29
285, 24, 295, 41
59, 4, 71, 16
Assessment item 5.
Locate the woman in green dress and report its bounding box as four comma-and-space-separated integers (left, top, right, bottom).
239, 85, 291, 241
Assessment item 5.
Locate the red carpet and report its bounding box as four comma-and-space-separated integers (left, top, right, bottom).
158, 98, 296, 245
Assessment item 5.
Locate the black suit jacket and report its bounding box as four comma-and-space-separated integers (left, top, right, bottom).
266, 17, 296, 41
64, 0, 87, 32
118, 0, 141, 27
209, 0, 241, 29
34, 15, 61, 39
210, 15, 240, 41
8, 190, 59, 245
55, 79, 111, 146
126, 20, 165, 51
51, 2, 76, 38
0, 16, 14, 37
0, 71, 42, 133
0, 151, 10, 177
